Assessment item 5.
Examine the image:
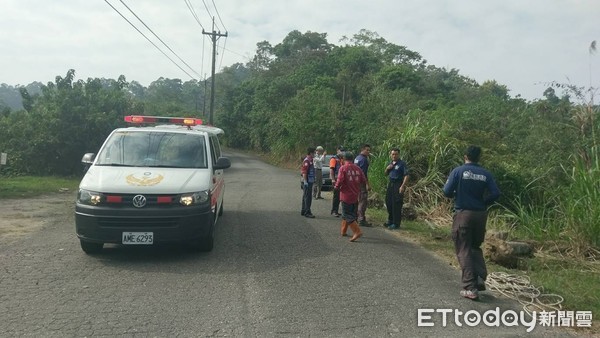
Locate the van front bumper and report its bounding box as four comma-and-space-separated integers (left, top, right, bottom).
75, 203, 214, 244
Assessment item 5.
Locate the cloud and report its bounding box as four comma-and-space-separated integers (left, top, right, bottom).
1, 0, 598, 100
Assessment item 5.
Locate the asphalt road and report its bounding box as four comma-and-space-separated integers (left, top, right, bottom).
0, 151, 575, 337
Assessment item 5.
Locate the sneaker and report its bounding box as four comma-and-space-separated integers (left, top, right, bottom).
460, 289, 479, 300
359, 220, 372, 227
305, 213, 315, 218
388, 224, 399, 230
331, 212, 340, 217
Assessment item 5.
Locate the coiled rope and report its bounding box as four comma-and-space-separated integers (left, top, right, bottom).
487, 271, 564, 315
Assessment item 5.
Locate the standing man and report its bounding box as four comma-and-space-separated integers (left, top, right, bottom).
443, 145, 500, 300
354, 144, 372, 227
301, 147, 316, 218
384, 148, 409, 230
329, 146, 344, 217
334, 151, 366, 242
313, 146, 327, 199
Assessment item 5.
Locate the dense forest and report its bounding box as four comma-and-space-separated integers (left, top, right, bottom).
0, 29, 598, 252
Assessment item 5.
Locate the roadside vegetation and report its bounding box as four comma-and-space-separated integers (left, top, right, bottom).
1, 29, 597, 330
0, 176, 79, 199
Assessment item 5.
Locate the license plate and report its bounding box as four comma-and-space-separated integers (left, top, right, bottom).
122, 232, 153, 245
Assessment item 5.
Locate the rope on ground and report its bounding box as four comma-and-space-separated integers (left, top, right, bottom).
487, 271, 564, 316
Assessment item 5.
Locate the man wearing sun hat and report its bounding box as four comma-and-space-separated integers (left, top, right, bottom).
313, 146, 327, 199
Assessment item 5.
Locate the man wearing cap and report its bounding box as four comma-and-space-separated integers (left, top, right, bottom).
313, 146, 327, 199
329, 146, 345, 217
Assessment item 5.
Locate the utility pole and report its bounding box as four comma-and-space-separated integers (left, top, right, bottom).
202, 18, 227, 125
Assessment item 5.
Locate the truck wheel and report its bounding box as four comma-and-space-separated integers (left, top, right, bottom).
80, 240, 103, 254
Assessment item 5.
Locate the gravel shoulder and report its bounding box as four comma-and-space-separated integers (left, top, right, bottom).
0, 192, 75, 244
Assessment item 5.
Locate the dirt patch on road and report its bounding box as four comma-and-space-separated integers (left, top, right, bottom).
0, 192, 74, 243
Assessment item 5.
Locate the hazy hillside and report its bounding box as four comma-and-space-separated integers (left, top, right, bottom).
0, 82, 44, 111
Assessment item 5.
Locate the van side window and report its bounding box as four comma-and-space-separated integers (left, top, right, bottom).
209, 135, 221, 165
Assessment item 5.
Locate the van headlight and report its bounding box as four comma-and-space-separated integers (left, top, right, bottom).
180, 191, 209, 206
78, 189, 103, 205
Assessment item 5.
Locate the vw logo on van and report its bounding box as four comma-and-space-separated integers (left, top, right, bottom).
132, 195, 147, 208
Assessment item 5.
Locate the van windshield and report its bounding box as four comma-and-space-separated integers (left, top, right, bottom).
95, 131, 208, 168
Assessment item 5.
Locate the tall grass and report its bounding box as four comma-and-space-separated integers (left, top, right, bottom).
562, 146, 600, 251
497, 191, 564, 241
496, 146, 600, 254
368, 117, 463, 223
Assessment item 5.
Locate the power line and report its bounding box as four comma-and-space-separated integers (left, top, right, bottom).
220, 45, 250, 59
118, 0, 202, 79
201, 31, 206, 81
203, 20, 227, 125
183, 0, 209, 79
201, 0, 220, 31
103, 0, 197, 80
211, 0, 227, 32
184, 0, 205, 31
218, 38, 227, 69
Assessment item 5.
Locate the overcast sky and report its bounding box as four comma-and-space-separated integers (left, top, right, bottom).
2, 0, 598, 101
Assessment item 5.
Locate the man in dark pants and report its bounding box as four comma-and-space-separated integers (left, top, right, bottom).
355, 144, 372, 227
301, 147, 316, 218
334, 151, 366, 242
443, 145, 500, 300
384, 148, 409, 229
329, 146, 344, 217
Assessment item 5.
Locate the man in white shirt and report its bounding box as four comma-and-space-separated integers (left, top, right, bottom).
313, 146, 327, 199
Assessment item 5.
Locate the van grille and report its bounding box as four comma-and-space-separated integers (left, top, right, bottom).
98, 217, 178, 228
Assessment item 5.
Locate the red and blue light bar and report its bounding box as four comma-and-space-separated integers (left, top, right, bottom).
124, 115, 203, 126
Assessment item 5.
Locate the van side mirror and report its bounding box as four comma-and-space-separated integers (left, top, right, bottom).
214, 156, 231, 170
81, 153, 96, 174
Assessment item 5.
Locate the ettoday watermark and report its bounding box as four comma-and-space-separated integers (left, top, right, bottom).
417, 308, 593, 333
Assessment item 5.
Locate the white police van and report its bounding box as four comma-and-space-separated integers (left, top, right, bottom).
75, 115, 230, 254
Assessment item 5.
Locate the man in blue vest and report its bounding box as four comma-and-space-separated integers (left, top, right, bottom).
443, 145, 500, 300
301, 147, 316, 218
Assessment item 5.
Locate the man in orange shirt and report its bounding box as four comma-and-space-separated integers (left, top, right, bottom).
334, 151, 366, 242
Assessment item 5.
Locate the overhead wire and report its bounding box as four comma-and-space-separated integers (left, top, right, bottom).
200, 0, 219, 31
117, 0, 202, 79
211, 0, 227, 32
204, 0, 228, 70
103, 0, 197, 80
218, 38, 227, 69
184, 0, 209, 80
184, 0, 205, 31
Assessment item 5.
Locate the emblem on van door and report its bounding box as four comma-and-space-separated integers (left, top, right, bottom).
126, 172, 164, 186
132, 195, 147, 208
